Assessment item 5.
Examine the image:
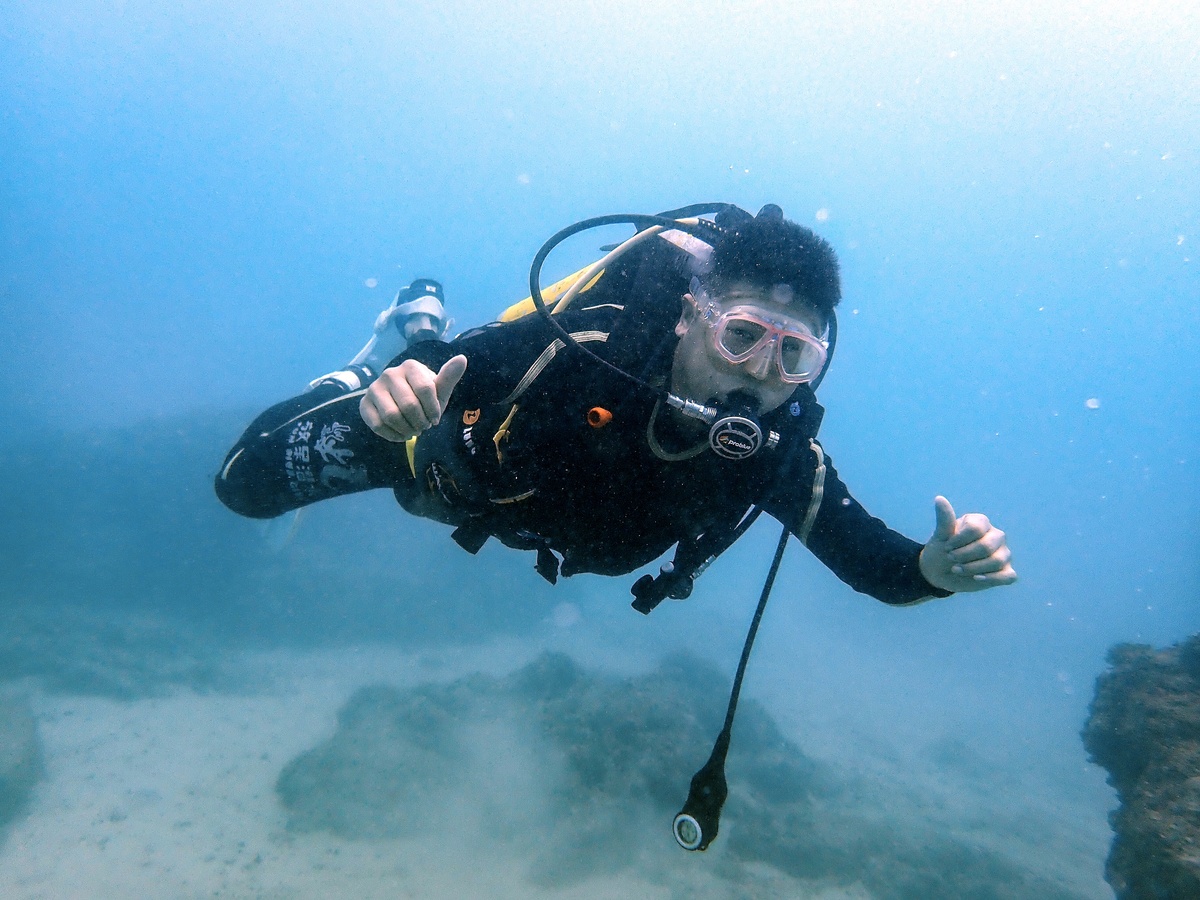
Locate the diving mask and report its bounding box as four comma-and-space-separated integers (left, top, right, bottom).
690, 282, 828, 384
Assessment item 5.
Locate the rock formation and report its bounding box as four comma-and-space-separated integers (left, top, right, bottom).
1083, 633, 1200, 899
280, 652, 1085, 898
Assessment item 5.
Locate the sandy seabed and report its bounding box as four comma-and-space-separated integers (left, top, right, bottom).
3, 644, 715, 899
1, 644, 571, 900
0, 642, 1114, 899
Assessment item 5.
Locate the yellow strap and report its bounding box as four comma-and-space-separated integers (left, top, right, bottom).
405, 436, 418, 478
493, 404, 519, 464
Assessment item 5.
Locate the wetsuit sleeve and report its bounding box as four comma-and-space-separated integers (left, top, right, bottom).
215, 383, 413, 519
764, 445, 951, 605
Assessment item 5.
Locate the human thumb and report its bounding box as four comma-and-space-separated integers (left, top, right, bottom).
434, 355, 468, 410
931, 495, 957, 543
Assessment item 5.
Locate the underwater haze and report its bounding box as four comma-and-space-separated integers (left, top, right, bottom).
1, 1, 1197, 897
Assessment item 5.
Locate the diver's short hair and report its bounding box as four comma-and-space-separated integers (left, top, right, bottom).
706, 208, 841, 317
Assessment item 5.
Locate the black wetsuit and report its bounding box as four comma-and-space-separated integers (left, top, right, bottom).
216, 239, 945, 605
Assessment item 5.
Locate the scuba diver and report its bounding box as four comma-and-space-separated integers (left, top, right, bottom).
215, 203, 1016, 848
217, 201, 1014, 598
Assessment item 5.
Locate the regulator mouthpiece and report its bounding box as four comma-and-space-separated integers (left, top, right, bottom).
707, 392, 779, 460
708, 410, 764, 460
664, 392, 779, 461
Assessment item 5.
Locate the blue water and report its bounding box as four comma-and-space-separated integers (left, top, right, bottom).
2, 2, 1197, 896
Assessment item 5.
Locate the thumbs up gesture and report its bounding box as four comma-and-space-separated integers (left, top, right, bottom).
918, 496, 1017, 594
360, 355, 468, 442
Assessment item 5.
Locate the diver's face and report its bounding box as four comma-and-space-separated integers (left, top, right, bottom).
670, 281, 827, 415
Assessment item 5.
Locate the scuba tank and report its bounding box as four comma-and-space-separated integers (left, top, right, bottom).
308, 279, 453, 393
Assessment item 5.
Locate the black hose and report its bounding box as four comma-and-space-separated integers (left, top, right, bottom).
725, 524, 789, 734
527, 204, 837, 391
673, 522, 790, 850
526, 211, 727, 397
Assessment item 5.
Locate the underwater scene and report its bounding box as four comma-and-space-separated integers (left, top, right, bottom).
2, 2, 1197, 897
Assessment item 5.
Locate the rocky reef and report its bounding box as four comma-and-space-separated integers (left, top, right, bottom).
1083, 633, 1200, 899
280, 652, 1085, 899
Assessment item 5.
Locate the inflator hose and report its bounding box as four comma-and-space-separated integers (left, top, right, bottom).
526, 209, 730, 400
673, 521, 791, 850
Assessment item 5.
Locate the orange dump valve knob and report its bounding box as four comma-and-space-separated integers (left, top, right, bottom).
587, 407, 613, 428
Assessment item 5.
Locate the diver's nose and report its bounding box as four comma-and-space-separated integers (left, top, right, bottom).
742, 340, 775, 380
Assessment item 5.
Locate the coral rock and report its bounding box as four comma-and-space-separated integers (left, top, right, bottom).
1083, 634, 1200, 899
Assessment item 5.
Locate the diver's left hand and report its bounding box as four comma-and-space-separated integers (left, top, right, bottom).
918, 496, 1017, 593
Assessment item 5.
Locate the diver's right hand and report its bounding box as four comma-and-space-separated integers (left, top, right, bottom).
359, 355, 467, 442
